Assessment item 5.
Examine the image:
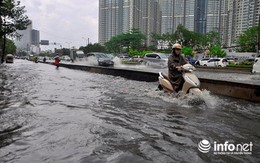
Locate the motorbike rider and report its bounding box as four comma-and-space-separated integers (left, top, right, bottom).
168, 43, 188, 93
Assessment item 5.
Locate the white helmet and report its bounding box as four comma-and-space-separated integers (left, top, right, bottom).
172, 43, 182, 49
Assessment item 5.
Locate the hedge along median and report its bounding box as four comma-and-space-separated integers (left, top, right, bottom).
195, 66, 252, 73
48, 62, 260, 102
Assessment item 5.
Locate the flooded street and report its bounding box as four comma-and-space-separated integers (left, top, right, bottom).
0, 60, 259, 163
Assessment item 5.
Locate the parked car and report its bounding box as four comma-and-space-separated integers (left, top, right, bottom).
195, 58, 210, 66
6, 54, 14, 63
204, 58, 228, 67
143, 53, 168, 68
226, 57, 238, 65
252, 58, 260, 73
86, 52, 114, 66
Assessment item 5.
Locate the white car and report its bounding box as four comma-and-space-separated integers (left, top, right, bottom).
195, 58, 210, 66
204, 58, 228, 67
143, 53, 168, 68
252, 58, 260, 73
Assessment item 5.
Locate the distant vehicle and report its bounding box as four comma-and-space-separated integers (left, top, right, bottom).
70, 49, 84, 61
143, 53, 168, 68
60, 55, 71, 62
118, 54, 131, 59
86, 52, 114, 66
37, 56, 44, 63
195, 58, 210, 66
204, 58, 228, 67
252, 58, 260, 73
226, 57, 238, 64
6, 54, 14, 63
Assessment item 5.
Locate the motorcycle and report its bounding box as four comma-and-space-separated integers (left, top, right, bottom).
158, 64, 202, 97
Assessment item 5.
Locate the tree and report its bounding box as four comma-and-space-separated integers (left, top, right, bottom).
151, 32, 173, 50
237, 26, 259, 52
105, 29, 146, 54
55, 48, 70, 56
182, 46, 193, 57
5, 38, 16, 54
206, 31, 221, 47
209, 45, 226, 58
79, 43, 106, 54
0, 0, 31, 63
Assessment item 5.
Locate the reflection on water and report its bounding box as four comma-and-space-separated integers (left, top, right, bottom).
0, 60, 259, 163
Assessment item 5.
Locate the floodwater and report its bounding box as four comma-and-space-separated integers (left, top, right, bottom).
0, 60, 259, 163
67, 57, 260, 85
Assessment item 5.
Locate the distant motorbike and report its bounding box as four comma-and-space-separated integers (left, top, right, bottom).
158, 64, 202, 97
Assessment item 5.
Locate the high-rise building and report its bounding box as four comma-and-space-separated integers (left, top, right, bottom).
14, 21, 41, 54
98, 0, 161, 46
226, 0, 237, 46
226, 0, 260, 46
194, 0, 208, 34
159, 0, 195, 34
15, 21, 32, 53
206, 0, 229, 46
31, 29, 40, 46
99, 0, 259, 47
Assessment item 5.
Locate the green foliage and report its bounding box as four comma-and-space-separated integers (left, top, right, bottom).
55, 48, 70, 56
151, 25, 220, 50
129, 48, 154, 57
205, 31, 221, 46
0, 0, 31, 38
129, 49, 139, 56
4, 38, 16, 54
121, 59, 141, 65
181, 46, 193, 57
237, 26, 259, 52
227, 62, 253, 68
209, 45, 226, 58
105, 29, 146, 53
0, 0, 31, 62
80, 43, 106, 54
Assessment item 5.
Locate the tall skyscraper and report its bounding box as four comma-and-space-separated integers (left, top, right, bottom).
14, 21, 41, 54
194, 0, 208, 34
159, 0, 195, 34
15, 21, 32, 53
31, 29, 40, 46
226, 0, 260, 46
99, 0, 259, 47
206, 0, 229, 46
98, 0, 161, 45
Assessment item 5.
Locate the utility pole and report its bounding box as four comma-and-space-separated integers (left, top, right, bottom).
258, 15, 260, 57
82, 37, 89, 46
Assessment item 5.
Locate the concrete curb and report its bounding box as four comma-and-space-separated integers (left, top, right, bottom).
195, 66, 252, 74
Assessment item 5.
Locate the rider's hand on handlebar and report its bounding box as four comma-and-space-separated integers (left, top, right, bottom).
176, 66, 182, 70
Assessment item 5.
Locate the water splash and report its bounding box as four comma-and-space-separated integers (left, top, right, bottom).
145, 88, 219, 109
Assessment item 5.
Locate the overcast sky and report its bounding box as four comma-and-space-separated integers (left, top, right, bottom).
20, 0, 99, 50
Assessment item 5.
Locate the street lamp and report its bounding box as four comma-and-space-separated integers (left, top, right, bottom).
82, 37, 89, 46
